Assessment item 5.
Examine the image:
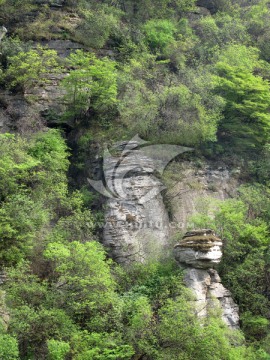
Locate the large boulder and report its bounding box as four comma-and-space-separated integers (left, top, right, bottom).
173, 229, 223, 269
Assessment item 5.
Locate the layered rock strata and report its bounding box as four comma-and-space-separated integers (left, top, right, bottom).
174, 230, 239, 329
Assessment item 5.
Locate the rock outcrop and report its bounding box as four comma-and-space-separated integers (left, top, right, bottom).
0, 40, 85, 134
166, 161, 240, 231
174, 229, 223, 269
102, 140, 171, 264
174, 230, 239, 329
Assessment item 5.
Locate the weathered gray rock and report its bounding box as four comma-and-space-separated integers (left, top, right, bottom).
0, 272, 8, 331
174, 230, 239, 329
0, 26, 7, 42
196, 0, 218, 13
174, 229, 223, 269
0, 73, 66, 133
102, 141, 170, 264
183, 267, 239, 329
0, 40, 82, 133
0, 92, 46, 134
0, 290, 9, 331
166, 161, 240, 232
39, 40, 85, 58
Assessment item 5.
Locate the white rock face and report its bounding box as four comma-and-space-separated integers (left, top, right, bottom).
174, 230, 239, 329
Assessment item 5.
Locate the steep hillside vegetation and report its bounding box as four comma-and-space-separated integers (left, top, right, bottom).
0, 0, 270, 359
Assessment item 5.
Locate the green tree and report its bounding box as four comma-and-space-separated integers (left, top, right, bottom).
71, 331, 134, 360
44, 241, 117, 329
214, 62, 270, 151
61, 50, 117, 121
0, 334, 19, 360
157, 295, 265, 360
73, 5, 122, 49
0, 45, 61, 92
143, 19, 176, 52
194, 13, 250, 63
0, 130, 72, 266
47, 339, 70, 360
4, 263, 77, 359
0, 194, 49, 266
118, 55, 224, 145
116, 0, 195, 22
0, 133, 39, 200
122, 295, 158, 358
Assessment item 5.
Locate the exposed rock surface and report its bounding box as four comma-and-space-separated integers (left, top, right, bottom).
39, 40, 85, 58
196, 0, 218, 13
102, 140, 171, 264
174, 229, 223, 269
0, 273, 8, 330
0, 91, 44, 133
0, 74, 66, 134
174, 230, 239, 329
0, 40, 84, 134
166, 161, 240, 231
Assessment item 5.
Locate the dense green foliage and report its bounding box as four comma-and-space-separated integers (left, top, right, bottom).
0, 0, 270, 359
0, 46, 61, 92
190, 184, 270, 345
61, 50, 117, 122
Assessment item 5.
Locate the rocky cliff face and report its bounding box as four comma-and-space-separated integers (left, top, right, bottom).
166, 161, 239, 231
102, 140, 170, 264
101, 153, 239, 266
174, 229, 239, 329
0, 40, 84, 134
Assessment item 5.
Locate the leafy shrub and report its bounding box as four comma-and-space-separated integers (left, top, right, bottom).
73, 5, 122, 49
47, 339, 70, 360
0, 194, 49, 266
213, 62, 270, 152
71, 331, 134, 360
0, 45, 61, 92
194, 14, 250, 62
0, 36, 31, 67
44, 241, 117, 326
61, 50, 117, 120
0, 334, 19, 360
241, 312, 270, 341
0, 0, 36, 24
143, 19, 176, 52
0, 130, 71, 265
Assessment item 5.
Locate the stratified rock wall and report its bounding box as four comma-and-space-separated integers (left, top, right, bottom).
174, 230, 239, 329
